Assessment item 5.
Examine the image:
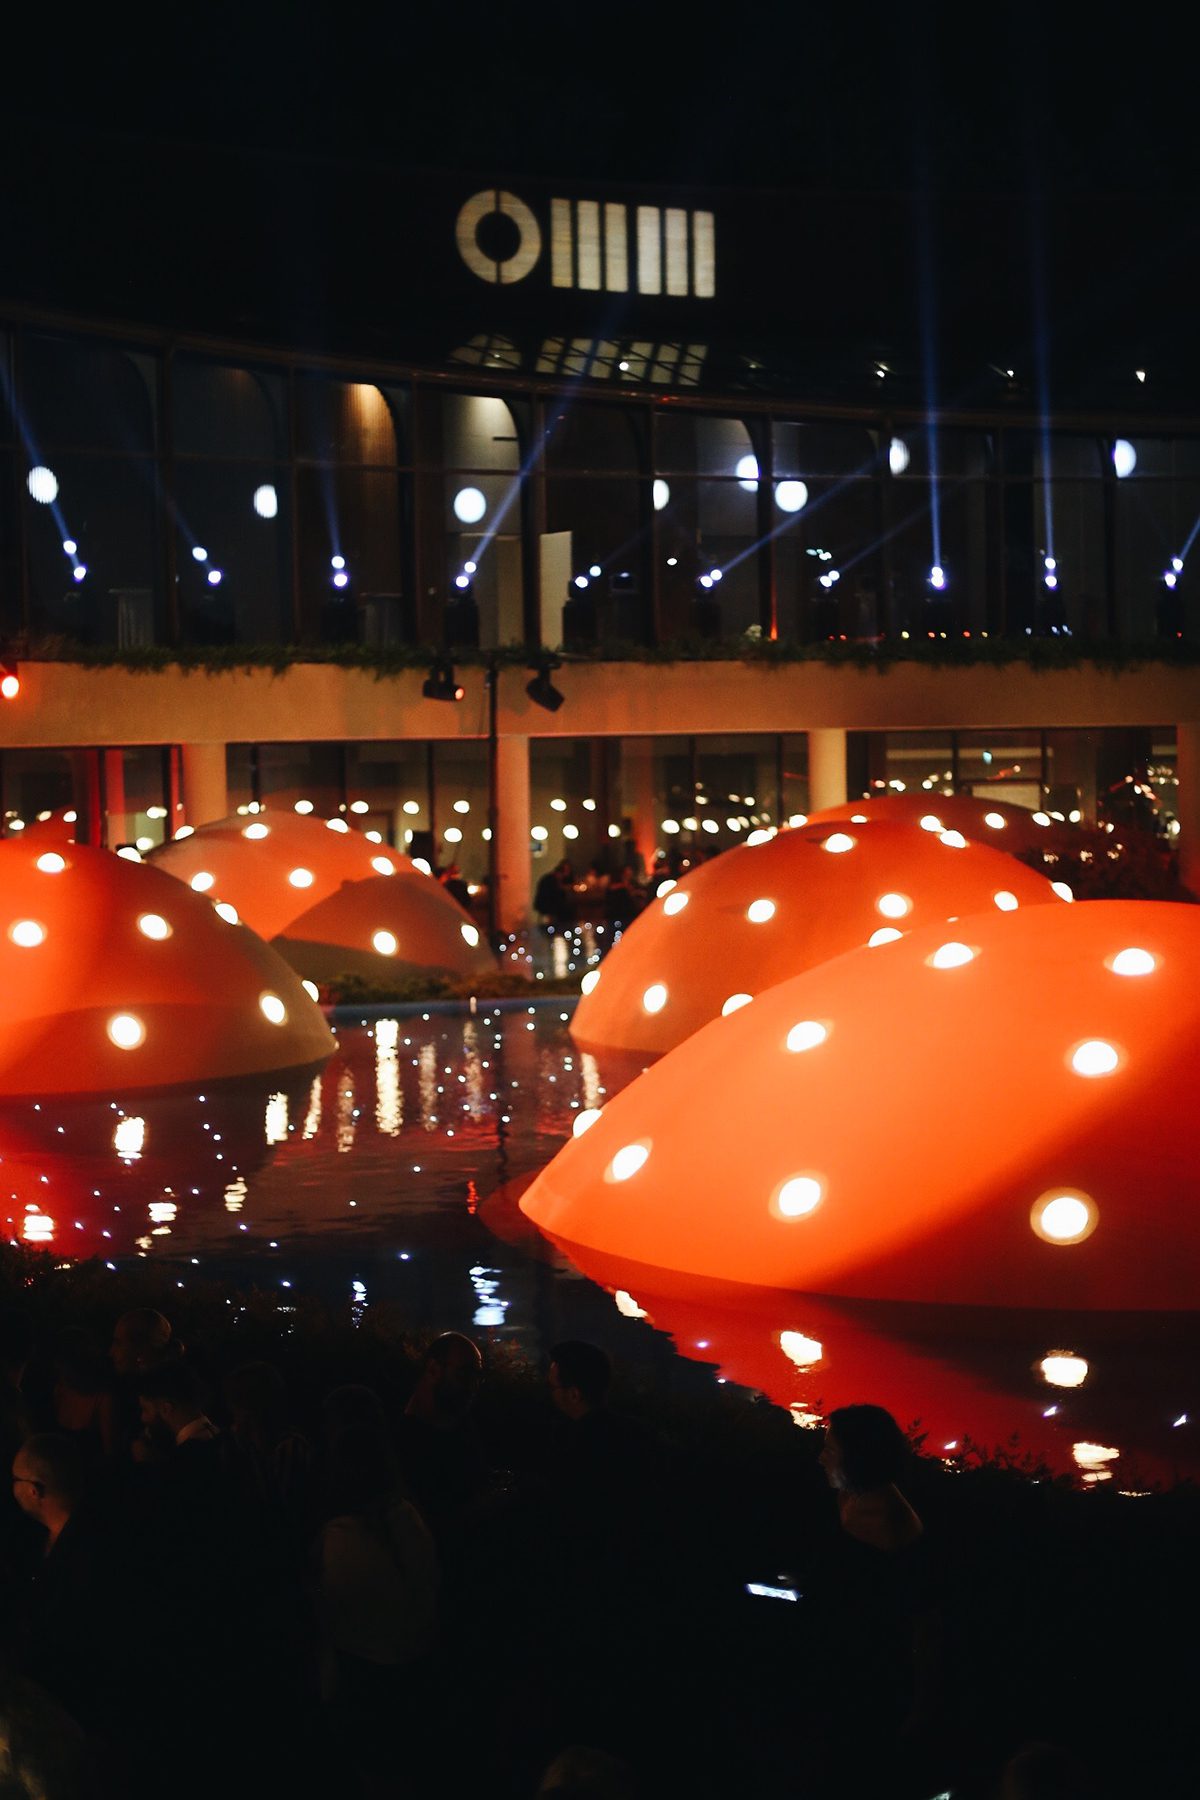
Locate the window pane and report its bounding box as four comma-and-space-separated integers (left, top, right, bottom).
176, 462, 291, 644
20, 335, 156, 453
26, 455, 159, 643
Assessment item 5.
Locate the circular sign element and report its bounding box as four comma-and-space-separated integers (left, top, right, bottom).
455, 189, 542, 285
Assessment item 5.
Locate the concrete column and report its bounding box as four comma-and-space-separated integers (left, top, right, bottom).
494, 733, 532, 932
181, 743, 229, 828
102, 750, 127, 848
620, 737, 658, 879
1176, 723, 1200, 898
807, 727, 848, 813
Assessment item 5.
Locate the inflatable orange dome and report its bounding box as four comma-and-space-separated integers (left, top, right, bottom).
808, 790, 1063, 854
573, 819, 1064, 1060
525, 900, 1200, 1310
0, 841, 334, 1094
275, 871, 498, 984
150, 813, 410, 940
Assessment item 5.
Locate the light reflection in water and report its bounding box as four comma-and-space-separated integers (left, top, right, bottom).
374, 1019, 402, 1138
265, 1093, 289, 1146
418, 1044, 437, 1131
114, 1116, 146, 1160
336, 1070, 356, 1154
224, 1177, 247, 1213
302, 1075, 322, 1140
22, 1210, 54, 1243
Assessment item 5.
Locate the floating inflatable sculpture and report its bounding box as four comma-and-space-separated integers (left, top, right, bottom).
525, 900, 1200, 1310
807, 790, 1063, 853
0, 841, 334, 1094
573, 819, 1064, 1061
275, 871, 498, 984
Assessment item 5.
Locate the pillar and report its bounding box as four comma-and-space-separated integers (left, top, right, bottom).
494, 733, 532, 932
807, 727, 848, 813
181, 743, 229, 828
102, 750, 127, 848
620, 737, 658, 879
1176, 723, 1200, 898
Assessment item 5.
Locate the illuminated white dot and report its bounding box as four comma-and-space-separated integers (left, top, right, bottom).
563, 823, 580, 840
822, 833, 856, 854
259, 993, 287, 1025
573, 1108, 602, 1139
919, 815, 944, 833
939, 830, 967, 849
301, 980, 320, 1002
8, 919, 45, 948
461, 923, 480, 948
776, 1176, 822, 1218
294, 800, 314, 815
1039, 1353, 1089, 1389
550, 798, 567, 812
372, 930, 398, 957
1112, 438, 1137, 479
116, 847, 142, 863
288, 867, 314, 888
402, 801, 420, 816
661, 819, 680, 835
609, 1143, 649, 1182
253, 484, 278, 519
779, 1331, 823, 1368
722, 993, 753, 1016
348, 800, 369, 815
642, 983, 668, 1014
652, 478, 670, 511
35, 853, 66, 874
580, 969, 601, 996
787, 814, 808, 828
887, 437, 910, 476
663, 891, 689, 916
1110, 947, 1156, 977
107, 1013, 145, 1050
868, 927, 902, 947
137, 913, 171, 941
27, 466, 58, 504
326, 819, 350, 834
173, 826, 194, 840
531, 826, 548, 842
747, 899, 776, 923
1070, 1039, 1120, 1078
984, 812, 1006, 829
1032, 1191, 1096, 1245
849, 814, 868, 823
993, 890, 1019, 911
411, 857, 432, 876
453, 485, 487, 524
928, 941, 976, 969
876, 892, 911, 919
1051, 881, 1074, 903
214, 902, 239, 925
190, 871, 215, 892
243, 822, 270, 840
745, 829, 773, 846
371, 856, 395, 876
444, 828, 463, 844
1032, 811, 1051, 827
786, 1021, 827, 1054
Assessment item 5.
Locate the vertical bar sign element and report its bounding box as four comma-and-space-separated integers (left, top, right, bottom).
604, 203, 629, 292
664, 208, 688, 296
576, 200, 601, 290
550, 197, 574, 289
691, 211, 715, 297
637, 206, 662, 295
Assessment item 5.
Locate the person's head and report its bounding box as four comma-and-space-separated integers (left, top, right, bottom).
136, 1359, 206, 1437
1001, 1742, 1093, 1800
819, 1404, 911, 1494
327, 1424, 398, 1517
110, 1309, 173, 1377
548, 1341, 612, 1421
0, 1311, 33, 1386
12, 1433, 88, 1533
414, 1333, 482, 1421
224, 1361, 288, 1445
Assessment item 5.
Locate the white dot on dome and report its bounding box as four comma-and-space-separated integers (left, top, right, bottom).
371, 856, 395, 876
372, 930, 398, 957
876, 892, 911, 919
1033, 1192, 1095, 1244
35, 853, 67, 874
326, 819, 350, 834
461, 923, 480, 947
609, 1143, 649, 1182
1039, 1352, 1089, 1389
116, 847, 142, 863
107, 1013, 145, 1050
929, 941, 975, 969
747, 899, 776, 923
849, 813, 868, 823
1070, 1039, 1120, 1078
1109, 947, 1156, 977
776, 1176, 823, 1218
642, 983, 667, 1014
663, 891, 689, 917
1052, 882, 1074, 903
786, 1020, 827, 1053
993, 890, 1019, 911
822, 833, 855, 854
939, 830, 968, 849
288, 868, 314, 888
190, 872, 215, 892
573, 1108, 602, 1139
984, 812, 1006, 829
301, 980, 320, 1002
9, 919, 45, 948
722, 993, 753, 1016
411, 858, 432, 876
214, 902, 239, 925
919, 815, 944, 833
1032, 811, 1051, 827
580, 969, 600, 996
243, 823, 270, 840
259, 993, 287, 1025
173, 826, 194, 840
294, 800, 314, 815
868, 927, 902, 947
137, 913, 171, 941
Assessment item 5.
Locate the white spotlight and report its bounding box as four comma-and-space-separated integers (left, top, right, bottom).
453, 486, 487, 524
253, 484, 278, 519
735, 454, 759, 492
774, 480, 808, 513
653, 478, 670, 511
888, 437, 910, 475
27, 466, 58, 504
1112, 439, 1137, 479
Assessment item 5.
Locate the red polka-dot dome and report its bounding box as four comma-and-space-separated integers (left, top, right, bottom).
275, 871, 498, 984
573, 819, 1062, 1060
0, 841, 333, 1094
526, 900, 1200, 1309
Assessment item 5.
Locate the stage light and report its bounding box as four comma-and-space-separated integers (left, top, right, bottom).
735, 454, 759, 491
464, 560, 478, 574
331, 555, 346, 571
1135, 369, 1146, 383
888, 437, 910, 475
192, 546, 208, 563
1172, 557, 1184, 573
526, 656, 565, 713
1112, 439, 1137, 479
929, 565, 946, 591
453, 486, 487, 524
653, 479, 670, 511
774, 480, 808, 512
253, 484, 278, 518
62, 538, 77, 556
73, 566, 86, 583
423, 660, 465, 703
573, 575, 589, 589
699, 575, 713, 589
589, 564, 602, 578
454, 575, 470, 590
207, 569, 223, 586
333, 572, 349, 589
27, 466, 57, 504
0, 660, 19, 701
1164, 571, 1178, 590
709, 568, 723, 582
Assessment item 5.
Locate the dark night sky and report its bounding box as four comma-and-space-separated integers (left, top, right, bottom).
6, 2, 1199, 194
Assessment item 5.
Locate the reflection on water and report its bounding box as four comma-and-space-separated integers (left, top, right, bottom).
3, 1006, 1198, 1487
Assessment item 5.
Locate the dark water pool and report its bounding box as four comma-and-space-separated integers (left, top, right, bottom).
3, 1001, 1198, 1487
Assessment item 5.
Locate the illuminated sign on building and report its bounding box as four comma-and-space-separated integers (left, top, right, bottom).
455, 189, 716, 297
